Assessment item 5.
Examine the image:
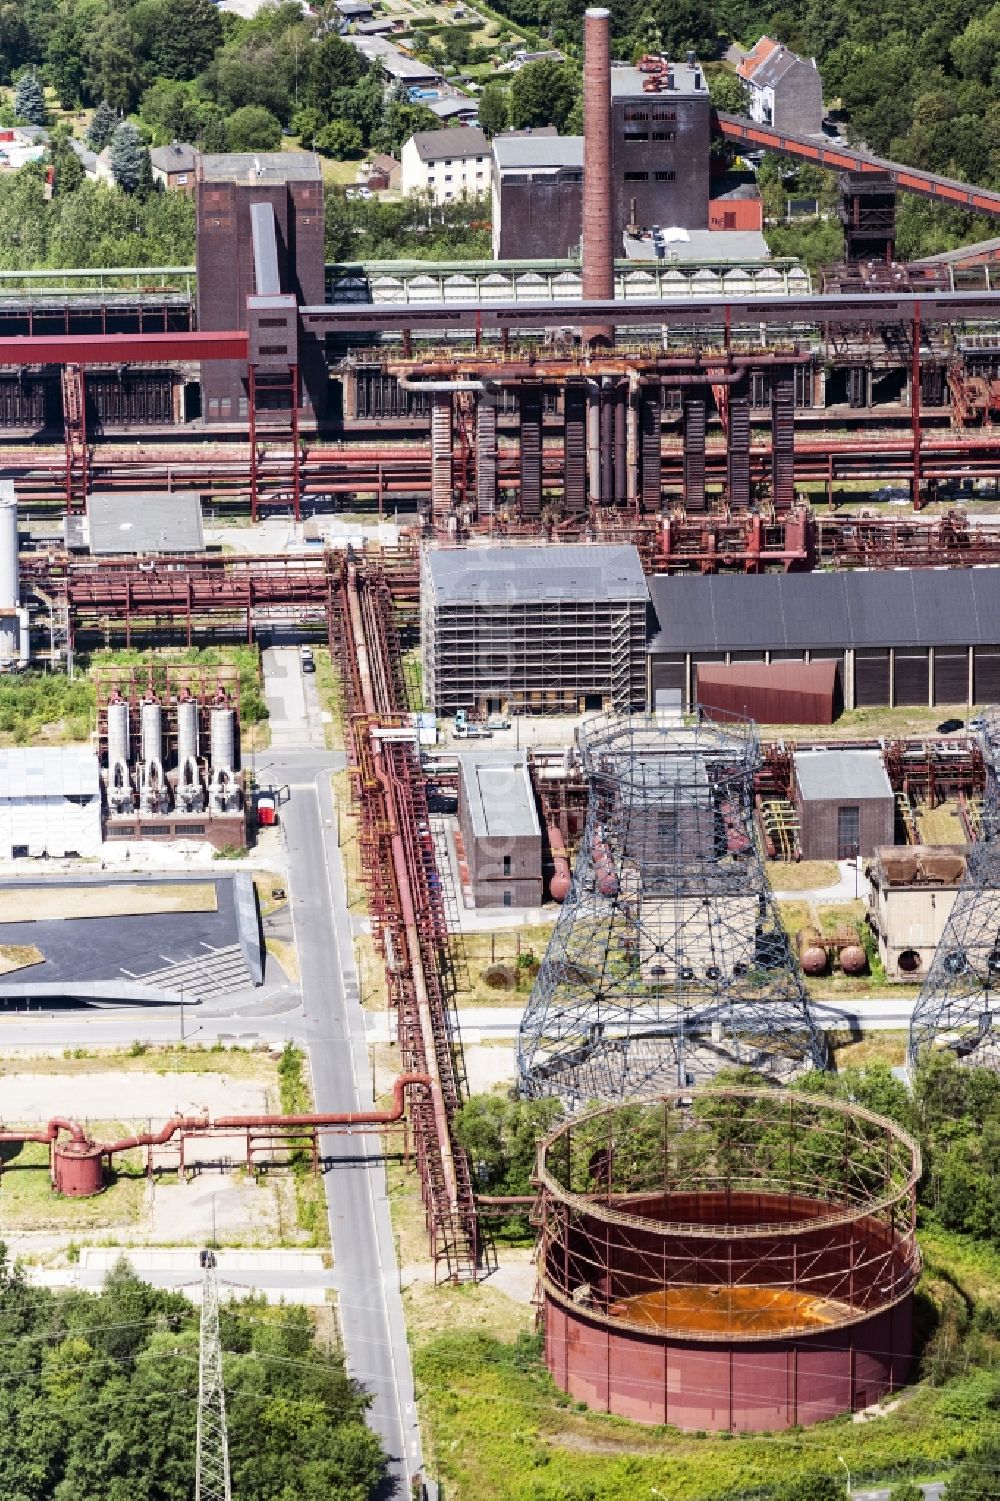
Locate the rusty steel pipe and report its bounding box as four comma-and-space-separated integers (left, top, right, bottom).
0, 1074, 434, 1168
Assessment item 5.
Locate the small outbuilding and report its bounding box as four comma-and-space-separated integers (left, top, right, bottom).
458, 751, 542, 908
792, 749, 894, 861
867, 845, 967, 980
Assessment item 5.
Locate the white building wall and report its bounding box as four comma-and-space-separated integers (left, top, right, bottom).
0, 794, 102, 859
402, 137, 490, 204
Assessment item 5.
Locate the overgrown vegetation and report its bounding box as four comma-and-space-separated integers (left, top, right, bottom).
0, 671, 92, 743
276, 1042, 328, 1245
0, 1246, 385, 1499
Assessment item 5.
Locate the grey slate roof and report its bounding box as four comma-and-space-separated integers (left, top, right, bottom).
794, 749, 892, 803
411, 126, 489, 162
460, 752, 540, 839
647, 569, 1000, 653
426, 543, 649, 605
493, 133, 583, 172
150, 142, 199, 172
751, 47, 813, 90
79, 492, 205, 556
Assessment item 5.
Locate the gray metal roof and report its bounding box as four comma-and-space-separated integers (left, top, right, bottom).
81, 492, 205, 556
460, 752, 540, 839
251, 202, 280, 295
794, 749, 892, 803
493, 133, 583, 172
611, 61, 706, 97
0, 746, 99, 800
426, 543, 649, 604
201, 152, 321, 184
623, 228, 770, 262
647, 569, 1000, 653
411, 126, 489, 162
751, 47, 815, 90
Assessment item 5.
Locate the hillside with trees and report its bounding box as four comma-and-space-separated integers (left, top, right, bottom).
0, 1248, 385, 1500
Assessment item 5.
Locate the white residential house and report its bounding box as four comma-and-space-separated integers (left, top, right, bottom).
400, 126, 490, 204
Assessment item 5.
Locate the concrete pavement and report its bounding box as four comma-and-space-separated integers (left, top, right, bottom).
269, 745, 422, 1494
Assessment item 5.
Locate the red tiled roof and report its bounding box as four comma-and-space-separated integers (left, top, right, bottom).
737, 36, 779, 81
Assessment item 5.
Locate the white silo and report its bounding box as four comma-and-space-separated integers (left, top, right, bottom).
0, 481, 20, 666
176, 696, 204, 812
140, 697, 168, 813
107, 698, 130, 768
210, 705, 235, 773
177, 698, 199, 766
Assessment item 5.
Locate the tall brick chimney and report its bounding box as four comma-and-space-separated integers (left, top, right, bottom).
582, 6, 614, 345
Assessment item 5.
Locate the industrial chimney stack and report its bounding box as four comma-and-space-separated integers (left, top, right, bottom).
582, 6, 614, 345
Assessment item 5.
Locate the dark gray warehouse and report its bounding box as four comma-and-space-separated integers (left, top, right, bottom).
647, 568, 1000, 712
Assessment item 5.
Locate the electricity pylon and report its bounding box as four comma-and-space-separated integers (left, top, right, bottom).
195, 1249, 232, 1501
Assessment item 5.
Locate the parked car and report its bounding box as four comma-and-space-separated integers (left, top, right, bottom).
300, 645, 316, 674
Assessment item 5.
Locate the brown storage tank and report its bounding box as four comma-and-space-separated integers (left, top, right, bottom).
52, 1140, 104, 1197
536, 1089, 920, 1432
547, 823, 572, 903
839, 943, 868, 975
796, 926, 828, 976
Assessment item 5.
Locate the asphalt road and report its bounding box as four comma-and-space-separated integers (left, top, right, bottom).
263, 746, 422, 1497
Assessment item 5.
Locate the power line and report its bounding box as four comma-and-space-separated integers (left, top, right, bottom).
196, 1251, 231, 1501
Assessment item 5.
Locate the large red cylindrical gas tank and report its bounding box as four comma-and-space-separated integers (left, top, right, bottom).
52, 1141, 104, 1197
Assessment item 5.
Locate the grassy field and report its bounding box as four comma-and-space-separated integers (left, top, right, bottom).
0, 882, 217, 924
314, 646, 346, 751
765, 860, 840, 891
0, 1138, 148, 1229
453, 925, 555, 1007
0, 943, 43, 974
760, 705, 975, 743
0, 1044, 277, 1079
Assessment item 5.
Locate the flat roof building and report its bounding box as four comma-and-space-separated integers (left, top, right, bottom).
647, 568, 1000, 712
868, 846, 967, 981
422, 543, 649, 717
68, 491, 205, 555
492, 133, 584, 258
458, 750, 542, 907
0, 746, 102, 860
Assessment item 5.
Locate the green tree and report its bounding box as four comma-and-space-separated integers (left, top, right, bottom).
306, 31, 371, 119
0, 3, 28, 84
316, 119, 364, 157
453, 1094, 561, 1197
131, 0, 223, 81
109, 120, 147, 194
945, 1429, 1000, 1499
887, 1482, 924, 1501
478, 83, 510, 138
509, 58, 581, 131
13, 69, 44, 125
225, 103, 283, 151
86, 100, 117, 152
49, 138, 84, 195
443, 27, 471, 65
708, 68, 749, 114
46, 14, 85, 109
86, 13, 144, 113
952, 5, 1000, 86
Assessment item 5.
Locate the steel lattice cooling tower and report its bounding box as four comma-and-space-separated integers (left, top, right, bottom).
517, 713, 826, 1104
536, 1089, 920, 1431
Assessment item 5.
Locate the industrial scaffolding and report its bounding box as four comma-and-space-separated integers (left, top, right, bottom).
909, 707, 1000, 1068
517, 712, 826, 1107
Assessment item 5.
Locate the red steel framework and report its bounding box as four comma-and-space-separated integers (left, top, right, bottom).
336, 559, 481, 1280
536, 1088, 921, 1431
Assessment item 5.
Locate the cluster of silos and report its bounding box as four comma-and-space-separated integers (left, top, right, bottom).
103, 690, 240, 816
0, 482, 29, 670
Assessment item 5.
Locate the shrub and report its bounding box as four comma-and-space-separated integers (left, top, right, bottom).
483, 962, 517, 990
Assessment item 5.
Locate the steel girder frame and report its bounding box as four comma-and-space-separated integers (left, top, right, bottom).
517, 712, 827, 1108
909, 709, 1000, 1069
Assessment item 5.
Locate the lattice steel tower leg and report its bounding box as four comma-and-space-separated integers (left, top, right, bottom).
196, 1250, 232, 1501
909, 709, 1000, 1070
